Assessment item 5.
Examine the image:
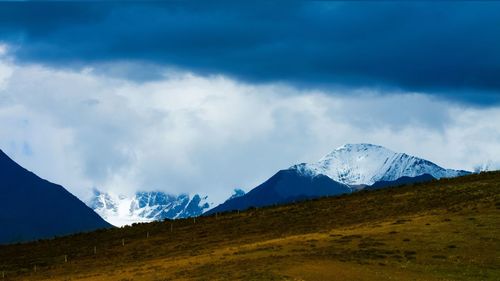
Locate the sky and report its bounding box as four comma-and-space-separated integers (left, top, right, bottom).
0, 2, 499, 204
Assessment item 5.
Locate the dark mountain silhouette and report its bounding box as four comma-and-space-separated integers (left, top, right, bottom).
369, 174, 436, 190
206, 169, 351, 214
0, 150, 112, 244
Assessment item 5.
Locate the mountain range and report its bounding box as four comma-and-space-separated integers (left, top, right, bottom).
207, 143, 470, 214
0, 143, 473, 240
0, 150, 111, 244
88, 190, 214, 226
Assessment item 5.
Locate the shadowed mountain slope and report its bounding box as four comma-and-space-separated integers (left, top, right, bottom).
206, 169, 351, 214
0, 150, 112, 244
369, 173, 437, 189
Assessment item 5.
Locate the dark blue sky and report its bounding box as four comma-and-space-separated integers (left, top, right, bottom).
0, 2, 499, 104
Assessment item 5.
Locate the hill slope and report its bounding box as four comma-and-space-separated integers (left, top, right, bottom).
0, 172, 498, 280
0, 150, 112, 244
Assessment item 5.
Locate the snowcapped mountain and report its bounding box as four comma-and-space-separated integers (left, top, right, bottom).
88, 189, 213, 226
91, 143, 472, 220
208, 143, 471, 214
292, 143, 469, 186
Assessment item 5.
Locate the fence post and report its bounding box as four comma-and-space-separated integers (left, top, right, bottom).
193, 217, 196, 224
170, 223, 173, 232
64, 255, 67, 263
94, 246, 97, 255
122, 238, 125, 246
34, 265, 36, 273
147, 231, 149, 239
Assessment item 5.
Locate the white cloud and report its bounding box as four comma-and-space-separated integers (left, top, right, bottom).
0, 43, 7, 57
0, 49, 13, 91
0, 57, 499, 204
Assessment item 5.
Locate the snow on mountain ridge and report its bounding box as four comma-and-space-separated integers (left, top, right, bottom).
292, 143, 469, 185
88, 188, 118, 213
88, 190, 212, 226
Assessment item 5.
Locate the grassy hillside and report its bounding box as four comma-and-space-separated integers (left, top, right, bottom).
0, 172, 499, 280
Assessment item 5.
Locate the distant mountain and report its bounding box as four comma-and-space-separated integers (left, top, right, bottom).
88, 190, 213, 226
292, 143, 469, 185
0, 150, 112, 244
207, 144, 470, 214
206, 169, 351, 214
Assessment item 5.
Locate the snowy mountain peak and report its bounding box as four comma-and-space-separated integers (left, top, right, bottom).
335, 143, 385, 152
88, 188, 118, 213
323, 143, 392, 160
292, 143, 469, 185
88, 190, 213, 226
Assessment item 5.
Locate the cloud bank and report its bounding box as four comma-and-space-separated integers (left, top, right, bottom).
1, 54, 499, 204
0, 2, 499, 104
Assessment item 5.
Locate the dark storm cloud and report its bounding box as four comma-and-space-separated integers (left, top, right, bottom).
0, 2, 499, 104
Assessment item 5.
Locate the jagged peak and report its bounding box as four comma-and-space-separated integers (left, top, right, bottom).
328, 143, 391, 154
88, 189, 212, 226
336, 143, 385, 150
293, 144, 469, 185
